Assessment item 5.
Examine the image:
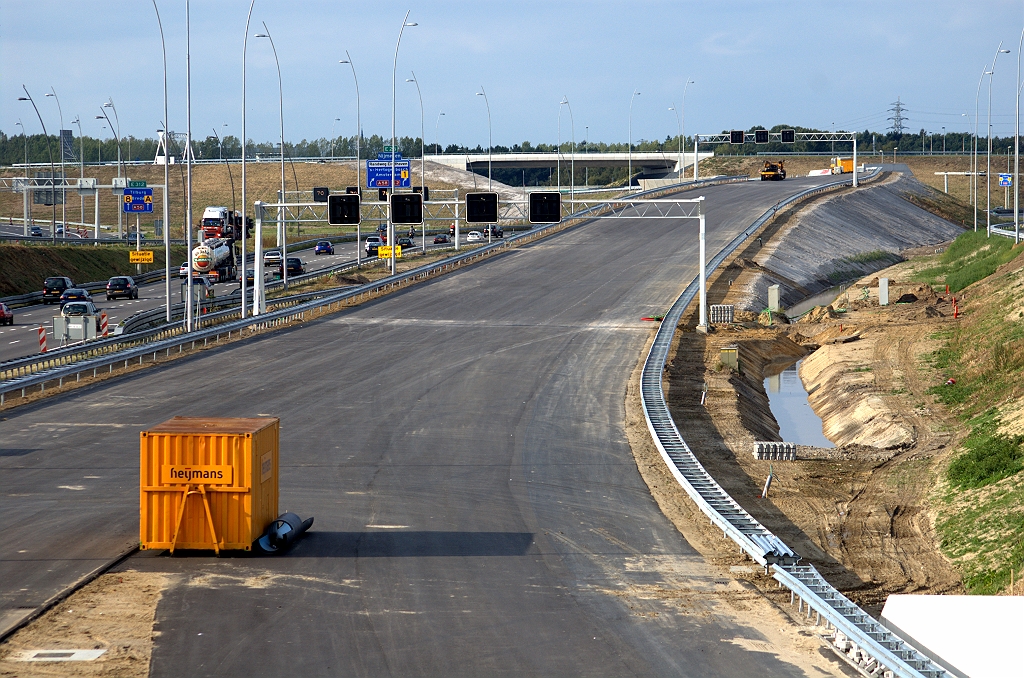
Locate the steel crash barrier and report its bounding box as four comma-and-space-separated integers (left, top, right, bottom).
639, 170, 947, 678
0, 175, 748, 398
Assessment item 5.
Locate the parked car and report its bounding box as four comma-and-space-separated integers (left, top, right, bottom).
29, 225, 43, 237
263, 250, 283, 266
0, 302, 13, 325
285, 257, 304, 275
59, 288, 93, 307
314, 241, 334, 255
42, 276, 74, 304
466, 231, 484, 242
179, 262, 190, 279
397, 237, 413, 248
433, 233, 451, 244
106, 276, 138, 300
365, 236, 383, 256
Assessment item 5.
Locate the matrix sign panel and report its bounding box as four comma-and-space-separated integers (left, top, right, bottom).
327, 194, 361, 225
465, 192, 498, 224
529, 192, 561, 224
390, 194, 422, 224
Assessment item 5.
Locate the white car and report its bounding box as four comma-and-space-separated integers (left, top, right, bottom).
263, 250, 283, 266
364, 236, 384, 255
466, 231, 484, 242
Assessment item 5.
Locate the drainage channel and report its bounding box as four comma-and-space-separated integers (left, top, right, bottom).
764, 358, 834, 448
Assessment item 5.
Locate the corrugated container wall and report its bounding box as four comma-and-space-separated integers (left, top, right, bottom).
140, 417, 279, 552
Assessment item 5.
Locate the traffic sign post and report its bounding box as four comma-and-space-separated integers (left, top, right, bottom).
122, 188, 154, 213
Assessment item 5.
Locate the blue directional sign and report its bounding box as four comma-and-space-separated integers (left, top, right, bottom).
366, 159, 411, 188
122, 187, 154, 213
999, 173, 1013, 187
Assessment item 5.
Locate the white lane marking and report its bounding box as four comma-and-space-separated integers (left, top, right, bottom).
58, 485, 86, 491
9, 340, 19, 344
366, 524, 409, 529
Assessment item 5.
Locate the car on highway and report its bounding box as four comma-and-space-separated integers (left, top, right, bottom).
263, 250, 283, 266
42, 276, 74, 304
314, 241, 335, 255
59, 288, 93, 308
397, 237, 414, 248
365, 235, 383, 256
179, 262, 190, 279
433, 233, 451, 244
29, 225, 43, 237
285, 257, 304, 275
61, 301, 102, 331
466, 230, 484, 242
0, 302, 13, 325
106, 276, 138, 300
241, 268, 273, 284
483, 225, 504, 238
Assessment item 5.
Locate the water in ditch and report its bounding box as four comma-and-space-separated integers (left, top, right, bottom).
764, 359, 834, 448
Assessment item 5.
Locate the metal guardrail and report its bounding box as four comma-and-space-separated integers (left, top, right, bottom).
638, 169, 946, 677
0, 174, 745, 403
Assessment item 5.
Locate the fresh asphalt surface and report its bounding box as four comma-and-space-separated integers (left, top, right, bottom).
2, 176, 838, 675
0, 233, 466, 363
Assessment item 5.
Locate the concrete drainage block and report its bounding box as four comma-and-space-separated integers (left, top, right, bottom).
753, 441, 797, 460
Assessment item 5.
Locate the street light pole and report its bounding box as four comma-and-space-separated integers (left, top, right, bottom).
988, 45, 1011, 238
391, 11, 417, 275
561, 97, 574, 208
331, 117, 340, 160
152, 0, 172, 321
1016, 26, 1024, 243
975, 66, 987, 233
19, 87, 57, 243
241, 0, 255, 319
435, 111, 444, 155
682, 78, 693, 175
628, 89, 640, 191
45, 89, 65, 232
103, 98, 124, 238
185, 0, 194, 330
406, 71, 426, 253
339, 51, 361, 266
256, 22, 287, 286
669, 104, 681, 179
72, 116, 84, 226
476, 86, 492, 242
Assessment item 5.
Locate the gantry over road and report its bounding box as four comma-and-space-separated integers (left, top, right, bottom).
430, 151, 714, 173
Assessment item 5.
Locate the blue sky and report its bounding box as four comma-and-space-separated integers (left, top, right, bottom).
3, 1, 1024, 150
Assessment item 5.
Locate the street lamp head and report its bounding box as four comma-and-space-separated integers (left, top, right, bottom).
17, 97, 29, 101
406, 78, 415, 82
45, 92, 54, 98
476, 92, 484, 97
255, 33, 269, 38
339, 59, 350, 64
94, 115, 104, 120
1001, 49, 1011, 53
986, 70, 994, 75
103, 101, 113, 108
405, 22, 417, 26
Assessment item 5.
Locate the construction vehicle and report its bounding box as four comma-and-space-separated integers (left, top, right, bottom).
830, 157, 854, 174
759, 160, 786, 181
192, 238, 236, 283
200, 206, 241, 240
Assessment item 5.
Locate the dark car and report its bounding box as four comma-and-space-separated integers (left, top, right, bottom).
29, 225, 43, 237
433, 233, 451, 244
397, 237, 413, 248
42, 276, 74, 304
0, 302, 13, 325
483, 224, 504, 238
59, 288, 93, 307
314, 241, 334, 255
61, 301, 102, 332
106, 276, 138, 300
285, 257, 304, 275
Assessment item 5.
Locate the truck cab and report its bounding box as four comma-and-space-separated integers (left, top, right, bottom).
200, 206, 240, 240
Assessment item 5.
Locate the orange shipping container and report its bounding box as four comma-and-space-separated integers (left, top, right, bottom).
140, 417, 279, 553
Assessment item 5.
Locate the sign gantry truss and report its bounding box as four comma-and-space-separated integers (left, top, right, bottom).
693, 131, 859, 186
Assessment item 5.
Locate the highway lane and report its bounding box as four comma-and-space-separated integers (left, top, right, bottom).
0, 234, 465, 363
1, 176, 841, 673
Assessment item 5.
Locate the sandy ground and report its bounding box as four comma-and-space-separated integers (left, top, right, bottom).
0, 572, 167, 677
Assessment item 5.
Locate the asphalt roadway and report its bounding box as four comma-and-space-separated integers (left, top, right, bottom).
2, 176, 839, 675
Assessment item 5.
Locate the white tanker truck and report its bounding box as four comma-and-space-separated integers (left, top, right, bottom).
191, 238, 235, 283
